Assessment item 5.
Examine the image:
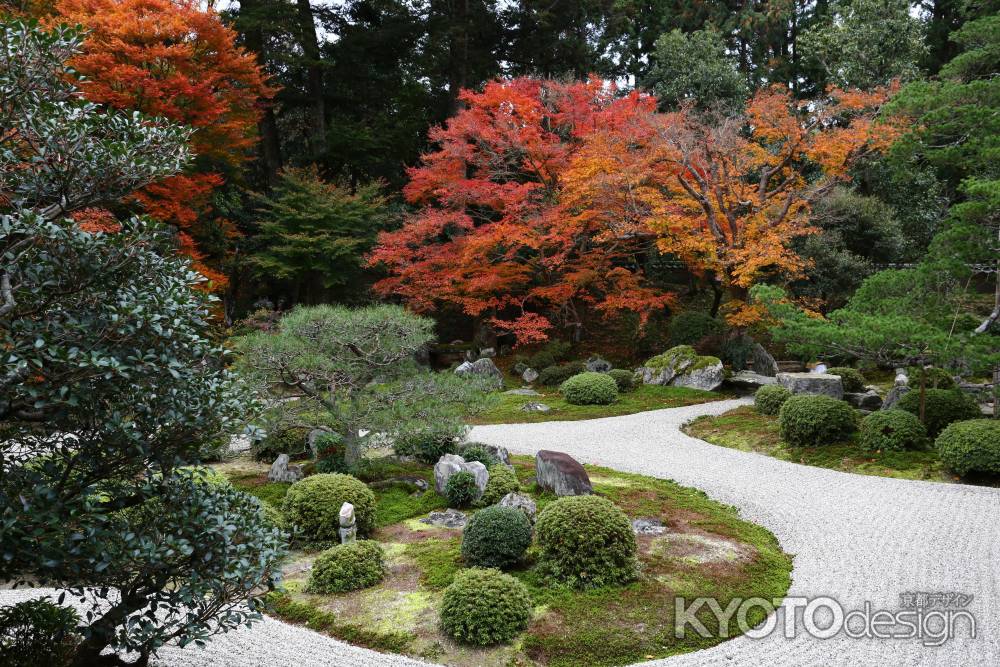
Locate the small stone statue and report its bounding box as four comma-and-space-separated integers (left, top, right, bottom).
339, 502, 357, 544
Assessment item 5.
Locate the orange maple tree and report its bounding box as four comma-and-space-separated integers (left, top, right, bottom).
50, 0, 272, 288
563, 84, 901, 323
368, 78, 676, 345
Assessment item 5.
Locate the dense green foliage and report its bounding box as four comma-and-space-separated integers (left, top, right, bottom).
459, 444, 499, 468
283, 473, 377, 539
826, 367, 867, 393
667, 311, 726, 346
560, 372, 619, 406
936, 420, 1000, 476
393, 423, 464, 464
897, 389, 982, 437
605, 369, 636, 392
535, 495, 638, 589
754, 385, 792, 416
537, 362, 586, 386
643, 28, 747, 111
0, 597, 79, 667
480, 465, 521, 506
308, 540, 387, 593
461, 505, 533, 569
444, 471, 480, 508
859, 409, 928, 452
778, 395, 858, 447
439, 569, 533, 646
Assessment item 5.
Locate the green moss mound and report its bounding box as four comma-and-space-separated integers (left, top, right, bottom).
535, 495, 638, 589
440, 568, 532, 646
936, 419, 1000, 477
754, 385, 791, 416
559, 372, 619, 406
283, 473, 376, 540
859, 409, 928, 452
826, 367, 866, 393
897, 388, 981, 437
308, 540, 386, 593
461, 505, 532, 569
778, 394, 857, 447
480, 464, 520, 506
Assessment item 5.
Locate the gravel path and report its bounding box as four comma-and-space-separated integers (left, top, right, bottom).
4, 398, 998, 666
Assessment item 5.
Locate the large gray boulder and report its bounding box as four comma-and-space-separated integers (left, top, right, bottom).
535, 450, 593, 496
728, 370, 778, 389
267, 454, 303, 483
672, 359, 725, 391
637, 345, 723, 390
499, 492, 537, 523
882, 384, 911, 410
585, 356, 612, 373
749, 342, 779, 376
434, 454, 489, 499
521, 367, 539, 383
460, 442, 512, 467
454, 357, 503, 390
777, 372, 844, 400
845, 390, 883, 411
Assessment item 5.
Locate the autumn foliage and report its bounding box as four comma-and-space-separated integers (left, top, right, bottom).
49, 0, 272, 287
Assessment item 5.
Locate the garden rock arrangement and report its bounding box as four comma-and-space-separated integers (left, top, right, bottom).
499, 491, 537, 523
433, 454, 489, 498
419, 508, 468, 528
776, 371, 844, 399
454, 357, 503, 390
844, 390, 883, 411
267, 453, 304, 483
535, 450, 593, 496
637, 345, 724, 391
728, 370, 778, 389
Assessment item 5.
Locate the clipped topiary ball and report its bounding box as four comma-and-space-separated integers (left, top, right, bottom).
778, 394, 857, 447
462, 505, 532, 569
859, 409, 928, 452
445, 471, 479, 508
826, 367, 866, 393
537, 361, 585, 386
754, 385, 791, 416
307, 540, 386, 593
605, 369, 635, 392
282, 473, 376, 540
480, 464, 520, 506
897, 388, 981, 437
936, 419, 1000, 477
440, 568, 532, 645
535, 495, 637, 588
559, 372, 619, 406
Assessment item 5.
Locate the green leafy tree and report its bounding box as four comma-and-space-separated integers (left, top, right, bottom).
236, 304, 490, 464
0, 21, 285, 666
642, 28, 748, 111
248, 167, 393, 305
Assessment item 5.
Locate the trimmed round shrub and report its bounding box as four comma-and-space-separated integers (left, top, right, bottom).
559, 372, 618, 406
668, 310, 725, 346
605, 369, 635, 392
445, 471, 479, 508
440, 568, 532, 645
308, 540, 386, 593
461, 505, 532, 569
778, 394, 857, 447
260, 502, 288, 532
537, 361, 585, 386
936, 419, 1000, 477
460, 444, 499, 468
0, 597, 79, 667
897, 388, 981, 437
826, 367, 866, 393
535, 495, 638, 588
859, 409, 928, 452
282, 473, 377, 540
480, 464, 520, 506
754, 385, 791, 416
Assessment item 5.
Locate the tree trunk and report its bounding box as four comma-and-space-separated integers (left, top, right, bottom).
237, 0, 283, 186
295, 0, 326, 155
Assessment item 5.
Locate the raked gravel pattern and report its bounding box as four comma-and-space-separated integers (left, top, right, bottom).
3, 398, 998, 666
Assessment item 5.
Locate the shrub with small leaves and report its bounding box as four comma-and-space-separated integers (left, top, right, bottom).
282, 473, 377, 540
754, 385, 792, 415
528, 340, 572, 370
859, 409, 928, 451
307, 540, 386, 594
461, 505, 532, 569
668, 311, 725, 346
914, 367, 957, 389
445, 471, 479, 508
936, 420, 1000, 477
440, 568, 532, 645
537, 361, 585, 386
826, 367, 866, 393
0, 597, 80, 667
897, 389, 981, 437
778, 395, 857, 447
559, 372, 618, 406
252, 425, 310, 462
459, 444, 499, 468
393, 422, 465, 464
535, 495, 638, 588
480, 464, 520, 506
605, 369, 635, 392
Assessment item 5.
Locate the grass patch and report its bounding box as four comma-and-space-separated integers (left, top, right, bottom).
684, 406, 951, 482
374, 485, 448, 527
471, 384, 729, 424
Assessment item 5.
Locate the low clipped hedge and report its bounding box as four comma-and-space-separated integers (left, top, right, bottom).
559, 372, 618, 406
897, 388, 981, 437
461, 505, 532, 569
778, 394, 857, 447
535, 495, 637, 588
445, 471, 479, 508
936, 419, 1000, 477
480, 464, 520, 506
537, 361, 585, 387
605, 369, 635, 392
440, 568, 532, 646
826, 367, 866, 393
859, 409, 928, 452
308, 540, 386, 593
283, 473, 376, 540
754, 385, 791, 416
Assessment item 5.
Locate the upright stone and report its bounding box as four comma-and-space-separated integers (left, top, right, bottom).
776, 372, 844, 400
434, 453, 490, 499
749, 342, 779, 376
339, 502, 357, 544
522, 367, 539, 383
267, 453, 303, 483
499, 492, 538, 523
535, 450, 593, 496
